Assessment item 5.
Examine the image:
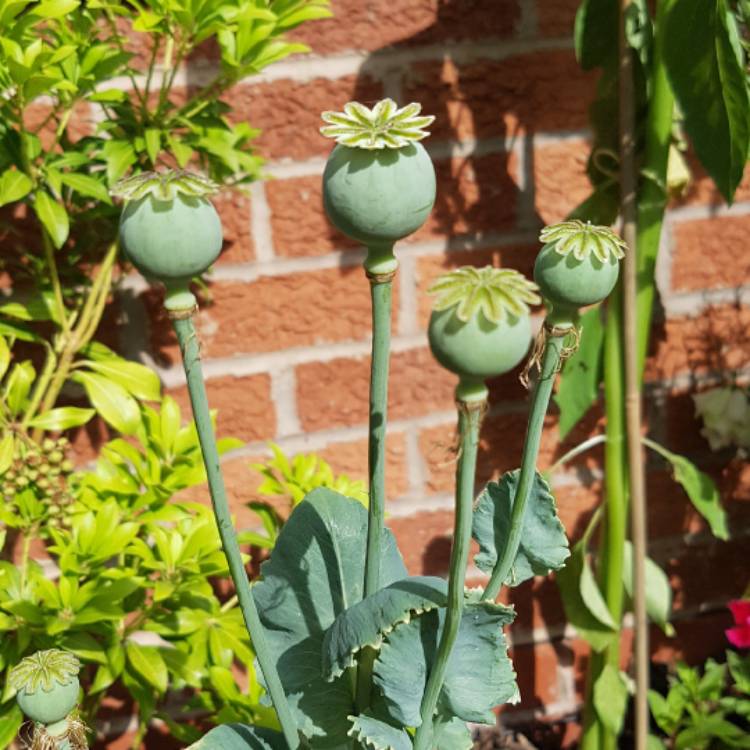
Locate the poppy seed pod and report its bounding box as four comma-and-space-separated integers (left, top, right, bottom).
533, 220, 625, 320
320, 99, 437, 253
113, 170, 223, 287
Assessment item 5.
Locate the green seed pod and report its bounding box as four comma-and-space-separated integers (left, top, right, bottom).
47, 450, 64, 465
321, 100, 436, 254
60, 460, 74, 474
427, 266, 540, 400
42, 438, 55, 453
112, 171, 223, 293
10, 650, 80, 726
533, 220, 625, 321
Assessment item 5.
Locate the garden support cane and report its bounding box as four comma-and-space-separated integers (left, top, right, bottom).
169, 298, 300, 750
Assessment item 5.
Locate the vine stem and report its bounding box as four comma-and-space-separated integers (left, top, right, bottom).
356, 246, 396, 710
170, 306, 299, 750
412, 396, 483, 750
483, 329, 566, 601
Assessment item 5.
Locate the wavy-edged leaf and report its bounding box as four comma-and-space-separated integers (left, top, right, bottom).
72, 371, 140, 435
187, 724, 285, 750
473, 470, 569, 587
622, 541, 674, 637
433, 714, 472, 750
373, 598, 517, 727
553, 305, 604, 441
556, 539, 617, 652
252, 488, 407, 745
663, 0, 750, 202
27, 406, 95, 431
644, 438, 728, 540
348, 714, 412, 750
322, 575, 447, 681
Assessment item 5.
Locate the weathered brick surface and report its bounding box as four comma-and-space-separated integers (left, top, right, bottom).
671, 214, 750, 292
671, 153, 750, 208
228, 74, 383, 161
645, 305, 750, 381
296, 346, 456, 430
213, 189, 254, 263
144, 271, 395, 363
289, 0, 520, 54
168, 373, 275, 442
532, 138, 592, 224
403, 52, 595, 138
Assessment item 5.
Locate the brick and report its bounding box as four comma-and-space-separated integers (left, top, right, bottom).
533, 138, 592, 224
213, 189, 254, 263
403, 52, 594, 139
415, 246, 538, 327
266, 154, 520, 257
318, 432, 410, 499
537, 0, 580, 37
510, 638, 579, 710
265, 173, 359, 256
23, 101, 93, 150
651, 609, 736, 666
288, 0, 520, 54
295, 347, 456, 431
644, 305, 750, 382
143, 269, 393, 363
168, 373, 275, 443
553, 480, 602, 540
671, 214, 750, 292
670, 152, 750, 208
229, 75, 383, 161
388, 510, 455, 575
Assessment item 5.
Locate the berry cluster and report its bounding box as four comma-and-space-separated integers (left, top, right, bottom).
2, 438, 75, 526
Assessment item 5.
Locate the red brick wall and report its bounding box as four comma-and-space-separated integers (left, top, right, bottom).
109, 0, 750, 743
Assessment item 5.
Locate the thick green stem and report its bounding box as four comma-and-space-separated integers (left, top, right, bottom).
483, 329, 566, 601
171, 307, 299, 750
636, 0, 675, 375
581, 281, 628, 750
412, 398, 483, 750
356, 245, 396, 710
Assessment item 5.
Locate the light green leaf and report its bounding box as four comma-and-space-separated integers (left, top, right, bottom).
322, 576, 447, 681
253, 488, 407, 745
0, 169, 32, 207
647, 736, 667, 750
472, 470, 569, 586
60, 172, 111, 204
186, 724, 285, 750
60, 631, 108, 664
347, 714, 412, 750
556, 538, 617, 652
433, 715, 472, 750
593, 664, 629, 736
663, 0, 750, 202
144, 128, 161, 164
0, 701, 23, 748
622, 541, 675, 636
125, 641, 168, 693
4, 360, 35, 416
0, 335, 9, 380
373, 598, 517, 727
0, 319, 42, 342
27, 406, 95, 431
0, 434, 14, 474
644, 438, 728, 540
72, 371, 141, 435
82, 357, 161, 401
554, 306, 604, 441
33, 190, 69, 248
31, 0, 80, 19
102, 140, 137, 184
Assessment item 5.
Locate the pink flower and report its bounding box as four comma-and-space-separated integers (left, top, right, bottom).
726, 600, 750, 648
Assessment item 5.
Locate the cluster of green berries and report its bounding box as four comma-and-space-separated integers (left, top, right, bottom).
2, 438, 75, 524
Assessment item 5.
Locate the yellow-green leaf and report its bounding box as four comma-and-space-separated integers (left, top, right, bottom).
33, 190, 69, 248
72, 371, 140, 435
0, 170, 32, 207
27, 406, 95, 431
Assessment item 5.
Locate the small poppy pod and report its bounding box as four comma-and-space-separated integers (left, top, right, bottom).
427, 266, 540, 388
320, 99, 437, 247
10, 650, 81, 726
113, 171, 223, 286
533, 220, 625, 318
